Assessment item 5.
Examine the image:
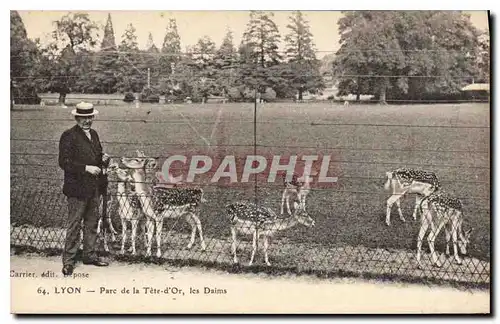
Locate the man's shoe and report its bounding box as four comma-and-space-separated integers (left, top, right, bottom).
82, 258, 109, 267
62, 264, 74, 276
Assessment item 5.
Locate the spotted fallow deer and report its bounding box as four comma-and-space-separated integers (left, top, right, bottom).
227, 201, 315, 266
384, 168, 440, 226
120, 154, 207, 258
416, 191, 472, 268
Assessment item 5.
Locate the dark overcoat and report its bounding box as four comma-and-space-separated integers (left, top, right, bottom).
58, 125, 109, 198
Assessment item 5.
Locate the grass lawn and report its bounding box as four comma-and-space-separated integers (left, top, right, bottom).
10, 101, 491, 285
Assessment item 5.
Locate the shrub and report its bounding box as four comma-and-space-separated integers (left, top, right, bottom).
12, 85, 41, 104
243, 88, 256, 101
123, 92, 135, 102
139, 88, 160, 103
261, 87, 277, 102
227, 87, 242, 101
146, 94, 160, 103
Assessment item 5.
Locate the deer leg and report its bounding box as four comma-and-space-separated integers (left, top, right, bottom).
184, 213, 196, 250
386, 194, 401, 226
120, 219, 127, 255
395, 199, 405, 222
286, 196, 292, 215
130, 219, 139, 256
145, 218, 155, 257
107, 217, 118, 243
248, 230, 258, 266
231, 226, 238, 264
263, 235, 271, 266
428, 220, 446, 268
102, 228, 110, 253
412, 195, 422, 221
105, 197, 117, 242
191, 213, 206, 251
444, 225, 451, 256
451, 215, 462, 265
155, 219, 164, 258
301, 192, 308, 211
416, 213, 430, 268
280, 191, 287, 215
139, 217, 147, 249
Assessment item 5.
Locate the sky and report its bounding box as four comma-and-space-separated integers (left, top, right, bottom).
18, 10, 490, 59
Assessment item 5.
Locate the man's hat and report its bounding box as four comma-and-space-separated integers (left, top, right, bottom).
71, 102, 99, 117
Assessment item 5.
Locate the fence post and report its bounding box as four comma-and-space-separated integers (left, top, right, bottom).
135, 93, 140, 109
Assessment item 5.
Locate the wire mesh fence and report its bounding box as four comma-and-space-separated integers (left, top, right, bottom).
10, 169, 490, 288
10, 100, 491, 288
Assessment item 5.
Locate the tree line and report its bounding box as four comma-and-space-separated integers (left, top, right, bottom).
11, 10, 489, 105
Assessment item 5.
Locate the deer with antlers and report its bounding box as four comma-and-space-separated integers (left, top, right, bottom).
416, 191, 472, 268
227, 201, 315, 266
120, 151, 207, 258
384, 168, 440, 226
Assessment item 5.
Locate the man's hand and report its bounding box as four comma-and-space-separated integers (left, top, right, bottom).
85, 165, 101, 175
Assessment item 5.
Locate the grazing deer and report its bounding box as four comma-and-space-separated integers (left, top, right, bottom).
120, 154, 207, 258
227, 201, 315, 266
281, 171, 317, 215
384, 168, 440, 226
416, 191, 472, 268
107, 162, 147, 255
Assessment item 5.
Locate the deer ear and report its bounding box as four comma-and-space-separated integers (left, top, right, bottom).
465, 228, 473, 236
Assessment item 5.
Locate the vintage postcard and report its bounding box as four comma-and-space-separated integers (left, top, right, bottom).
10, 10, 491, 314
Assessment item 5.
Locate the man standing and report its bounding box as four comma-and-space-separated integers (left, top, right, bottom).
58, 102, 110, 276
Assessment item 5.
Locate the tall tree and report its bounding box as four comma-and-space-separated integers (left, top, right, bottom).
160, 19, 182, 75
214, 28, 238, 94
10, 10, 42, 105
191, 36, 217, 98
475, 31, 490, 83
93, 13, 119, 93
238, 11, 282, 93
116, 23, 145, 92
141, 32, 160, 90
42, 12, 99, 103
284, 11, 324, 100
334, 11, 481, 103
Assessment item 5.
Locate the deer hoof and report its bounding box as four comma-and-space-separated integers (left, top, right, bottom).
201, 244, 207, 251
455, 258, 463, 265
433, 261, 443, 268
